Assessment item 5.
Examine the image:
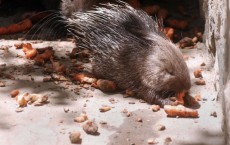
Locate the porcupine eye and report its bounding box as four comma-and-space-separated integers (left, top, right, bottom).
167, 70, 174, 76
165, 67, 174, 76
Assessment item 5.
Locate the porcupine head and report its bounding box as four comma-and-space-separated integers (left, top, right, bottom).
60, 0, 192, 106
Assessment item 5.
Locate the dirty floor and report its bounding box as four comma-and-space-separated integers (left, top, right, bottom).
0, 40, 224, 145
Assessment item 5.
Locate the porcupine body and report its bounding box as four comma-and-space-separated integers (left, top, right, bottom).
61, 1, 191, 107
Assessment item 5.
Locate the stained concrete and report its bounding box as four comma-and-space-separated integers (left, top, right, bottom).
0, 40, 224, 145
202, 0, 230, 144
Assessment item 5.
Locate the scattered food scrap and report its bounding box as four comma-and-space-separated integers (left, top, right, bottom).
129, 101, 135, 104
34, 48, 54, 65
192, 37, 198, 43
195, 79, 206, 85
43, 77, 52, 82
122, 109, 132, 117
193, 69, 203, 78
16, 93, 28, 107
14, 43, 23, 49
0, 19, 32, 35
51, 61, 66, 73
156, 124, 166, 131
200, 62, 206, 66
0, 81, 5, 87
147, 138, 158, 144
99, 121, 107, 125
164, 137, 172, 145
26, 94, 49, 106
15, 107, 24, 113
124, 89, 135, 98
69, 131, 81, 144
22, 43, 37, 59
175, 92, 185, 105
194, 94, 202, 101
93, 79, 117, 92
10, 89, 19, 97
74, 113, 88, 123
82, 121, 98, 135
164, 27, 174, 40
151, 105, 160, 112
164, 105, 199, 118
64, 108, 70, 113
108, 98, 116, 104
210, 111, 217, 117
178, 37, 194, 48
15, 92, 48, 107
99, 106, 111, 112
73, 73, 97, 84
136, 117, 143, 122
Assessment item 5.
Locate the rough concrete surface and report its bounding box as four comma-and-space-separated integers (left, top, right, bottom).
202, 0, 230, 143
203, 0, 229, 87
0, 40, 224, 145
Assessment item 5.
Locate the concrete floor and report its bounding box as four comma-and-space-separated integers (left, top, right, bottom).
0, 40, 224, 145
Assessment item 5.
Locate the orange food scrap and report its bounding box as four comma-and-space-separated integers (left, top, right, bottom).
195, 79, 206, 85
51, 61, 66, 73
99, 106, 111, 112
176, 91, 185, 105
194, 94, 202, 101
151, 105, 160, 112
69, 131, 81, 144
94, 79, 117, 92
164, 27, 174, 40
10, 89, 19, 98
164, 105, 199, 118
74, 113, 88, 123
33, 55, 45, 65
22, 43, 37, 59
124, 89, 135, 97
33, 48, 54, 65
82, 121, 98, 135
14, 43, 23, 49
38, 49, 54, 60
16, 93, 29, 107
200, 62, 206, 66
73, 73, 97, 84
28, 94, 49, 106
193, 69, 203, 78
0, 19, 32, 35
192, 37, 198, 43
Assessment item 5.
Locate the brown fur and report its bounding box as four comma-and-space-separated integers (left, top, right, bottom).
61, 1, 191, 106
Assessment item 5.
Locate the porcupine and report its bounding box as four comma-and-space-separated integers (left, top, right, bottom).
61, 0, 191, 107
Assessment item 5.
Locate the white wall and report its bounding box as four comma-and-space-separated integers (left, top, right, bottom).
203, 0, 230, 144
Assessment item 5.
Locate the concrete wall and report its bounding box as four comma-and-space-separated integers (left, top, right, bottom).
203, 0, 230, 144
203, 0, 229, 87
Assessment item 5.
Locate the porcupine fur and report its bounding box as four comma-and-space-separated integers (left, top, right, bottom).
61, 1, 191, 107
